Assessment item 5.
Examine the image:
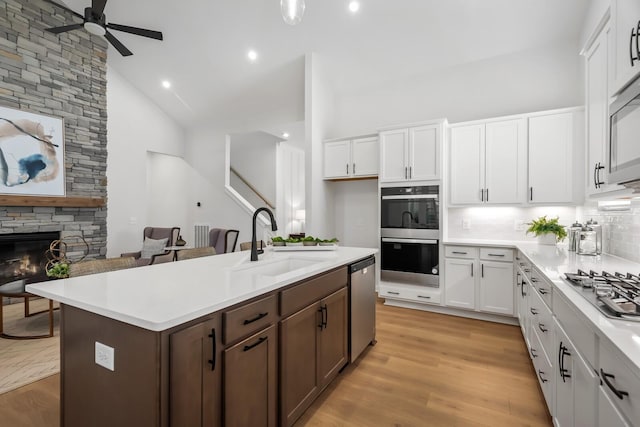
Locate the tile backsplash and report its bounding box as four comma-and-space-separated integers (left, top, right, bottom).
577, 201, 640, 264
447, 206, 578, 241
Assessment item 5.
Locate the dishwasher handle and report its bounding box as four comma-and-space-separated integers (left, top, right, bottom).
350, 256, 375, 274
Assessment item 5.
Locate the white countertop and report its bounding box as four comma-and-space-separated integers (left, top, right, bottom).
446, 238, 640, 373
26, 247, 377, 332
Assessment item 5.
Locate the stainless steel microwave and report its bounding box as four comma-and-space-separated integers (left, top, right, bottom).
609, 74, 640, 184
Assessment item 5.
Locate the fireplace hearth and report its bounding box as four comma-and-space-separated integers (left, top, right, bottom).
0, 232, 59, 288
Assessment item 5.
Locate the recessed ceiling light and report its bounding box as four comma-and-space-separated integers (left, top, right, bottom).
161, 80, 171, 89
348, 1, 360, 13
247, 50, 258, 62
282, 132, 290, 138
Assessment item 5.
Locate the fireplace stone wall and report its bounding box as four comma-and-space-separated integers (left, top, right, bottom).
0, 0, 108, 258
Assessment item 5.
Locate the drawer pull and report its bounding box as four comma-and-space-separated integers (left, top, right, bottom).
539, 288, 549, 295
243, 336, 268, 352
487, 253, 505, 257
530, 348, 538, 358
538, 370, 548, 383
387, 291, 400, 295
417, 295, 431, 299
452, 251, 468, 255
601, 369, 629, 400
538, 323, 548, 333
531, 278, 539, 283
524, 268, 531, 273
530, 308, 538, 315
243, 312, 269, 325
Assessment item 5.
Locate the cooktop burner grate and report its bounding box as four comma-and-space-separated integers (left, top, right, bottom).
563, 270, 640, 321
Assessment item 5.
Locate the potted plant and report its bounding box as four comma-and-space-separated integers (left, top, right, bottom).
46, 261, 69, 279
302, 235, 317, 246
319, 237, 339, 247
271, 236, 285, 246
526, 216, 567, 245
285, 237, 303, 246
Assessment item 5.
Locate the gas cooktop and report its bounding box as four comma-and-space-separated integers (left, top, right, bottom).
564, 270, 640, 322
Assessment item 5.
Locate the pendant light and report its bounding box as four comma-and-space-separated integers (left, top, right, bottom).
281, 0, 305, 25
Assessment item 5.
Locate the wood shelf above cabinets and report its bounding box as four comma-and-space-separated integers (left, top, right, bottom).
0, 195, 106, 208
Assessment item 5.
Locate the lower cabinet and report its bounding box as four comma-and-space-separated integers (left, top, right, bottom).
598, 387, 631, 427
170, 315, 222, 427
444, 245, 514, 315
224, 324, 278, 427
554, 320, 597, 427
280, 287, 348, 427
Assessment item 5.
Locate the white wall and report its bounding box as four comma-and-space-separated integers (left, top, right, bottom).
332, 180, 378, 248
106, 67, 186, 257
580, 0, 610, 50
230, 131, 278, 208
305, 53, 336, 238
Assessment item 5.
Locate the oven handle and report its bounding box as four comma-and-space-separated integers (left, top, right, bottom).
382, 238, 438, 244
381, 195, 438, 200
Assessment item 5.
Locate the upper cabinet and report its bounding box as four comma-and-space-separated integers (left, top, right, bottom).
449, 119, 526, 205
323, 136, 378, 180
379, 124, 441, 182
610, 0, 640, 96
528, 109, 584, 204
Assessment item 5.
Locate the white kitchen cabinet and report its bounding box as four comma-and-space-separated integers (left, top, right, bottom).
444, 246, 514, 316
554, 321, 598, 427
479, 261, 514, 316
323, 136, 378, 180
444, 258, 476, 310
610, 0, 640, 96
599, 387, 631, 427
380, 124, 440, 182
528, 110, 584, 204
449, 119, 526, 205
585, 20, 627, 197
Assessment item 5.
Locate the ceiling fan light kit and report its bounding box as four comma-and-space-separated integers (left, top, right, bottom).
43, 0, 163, 57
281, 0, 305, 26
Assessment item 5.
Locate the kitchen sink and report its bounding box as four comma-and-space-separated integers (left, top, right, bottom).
228, 256, 321, 283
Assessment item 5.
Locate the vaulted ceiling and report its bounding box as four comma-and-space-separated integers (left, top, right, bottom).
58, 0, 589, 129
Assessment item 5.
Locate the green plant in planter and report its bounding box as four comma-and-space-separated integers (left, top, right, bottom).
526, 216, 567, 242
271, 236, 285, 243
46, 262, 69, 279
302, 235, 316, 242
285, 237, 302, 243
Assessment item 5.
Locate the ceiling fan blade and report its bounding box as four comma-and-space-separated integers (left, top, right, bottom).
105, 30, 132, 57
106, 23, 163, 40
42, 0, 84, 20
46, 23, 84, 34
92, 0, 108, 17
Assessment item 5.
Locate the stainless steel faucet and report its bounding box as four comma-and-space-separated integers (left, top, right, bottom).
251, 207, 278, 261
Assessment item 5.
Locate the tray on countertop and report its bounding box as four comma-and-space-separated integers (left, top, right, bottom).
271, 245, 338, 252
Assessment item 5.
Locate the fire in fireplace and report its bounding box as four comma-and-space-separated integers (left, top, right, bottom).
0, 232, 60, 286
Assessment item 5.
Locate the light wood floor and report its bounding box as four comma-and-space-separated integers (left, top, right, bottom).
0, 302, 551, 427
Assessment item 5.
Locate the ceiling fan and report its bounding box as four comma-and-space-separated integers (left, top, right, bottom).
43, 0, 163, 57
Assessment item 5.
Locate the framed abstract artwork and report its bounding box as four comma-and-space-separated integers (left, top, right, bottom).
0, 105, 65, 197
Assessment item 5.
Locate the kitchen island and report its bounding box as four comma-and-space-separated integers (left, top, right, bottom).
27, 246, 377, 427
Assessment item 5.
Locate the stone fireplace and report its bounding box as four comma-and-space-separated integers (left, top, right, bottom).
0, 231, 59, 302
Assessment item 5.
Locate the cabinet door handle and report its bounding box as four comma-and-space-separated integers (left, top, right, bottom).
601, 369, 629, 400
452, 251, 467, 255
409, 166, 412, 179
531, 278, 539, 283
481, 263, 484, 278
387, 291, 400, 295
521, 280, 527, 297
485, 188, 489, 202
346, 163, 349, 175
243, 312, 268, 325
480, 188, 484, 202
417, 295, 431, 299
596, 162, 605, 187
538, 323, 548, 333
322, 304, 328, 329
530, 308, 538, 315
404, 167, 408, 179
530, 348, 538, 358
539, 288, 549, 295
353, 163, 356, 175
317, 306, 324, 329
631, 25, 638, 66
538, 370, 548, 383
530, 187, 533, 201
488, 253, 505, 257
471, 263, 474, 277
208, 328, 216, 371
594, 163, 599, 189
243, 336, 268, 352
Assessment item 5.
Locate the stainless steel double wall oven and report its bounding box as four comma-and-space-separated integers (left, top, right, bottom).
380, 185, 440, 286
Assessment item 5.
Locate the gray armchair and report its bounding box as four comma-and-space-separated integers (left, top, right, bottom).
209, 228, 239, 253
121, 227, 180, 266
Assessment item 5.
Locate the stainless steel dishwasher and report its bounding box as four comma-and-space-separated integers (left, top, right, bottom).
349, 256, 376, 362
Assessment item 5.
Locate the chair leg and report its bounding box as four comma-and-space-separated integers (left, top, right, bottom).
48, 299, 54, 337
0, 296, 55, 340
24, 296, 29, 317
